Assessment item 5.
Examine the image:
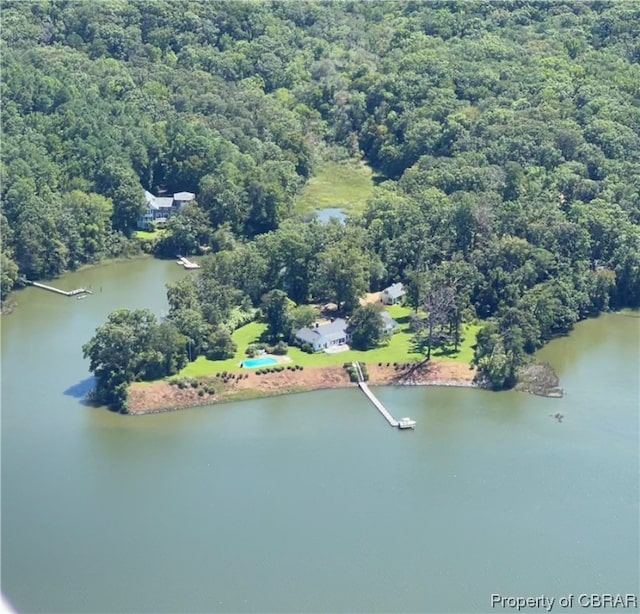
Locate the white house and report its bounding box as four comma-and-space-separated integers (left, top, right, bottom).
381, 282, 406, 305
380, 310, 399, 334
295, 318, 351, 352
137, 190, 196, 230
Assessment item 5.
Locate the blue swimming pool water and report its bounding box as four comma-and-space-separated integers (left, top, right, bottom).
243, 356, 278, 368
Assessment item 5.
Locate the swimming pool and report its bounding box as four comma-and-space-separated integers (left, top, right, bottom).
243, 356, 278, 368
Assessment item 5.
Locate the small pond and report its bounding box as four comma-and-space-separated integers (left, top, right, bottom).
314, 207, 348, 223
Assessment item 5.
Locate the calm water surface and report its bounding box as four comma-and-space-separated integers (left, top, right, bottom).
314, 208, 347, 223
1, 259, 638, 613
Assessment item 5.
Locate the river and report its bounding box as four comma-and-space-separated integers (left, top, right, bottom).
1, 258, 638, 613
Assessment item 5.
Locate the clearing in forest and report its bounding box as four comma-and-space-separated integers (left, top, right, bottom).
295, 160, 377, 216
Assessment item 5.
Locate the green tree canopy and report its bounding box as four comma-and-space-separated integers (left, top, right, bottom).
82, 309, 187, 411
260, 289, 294, 342
348, 304, 386, 351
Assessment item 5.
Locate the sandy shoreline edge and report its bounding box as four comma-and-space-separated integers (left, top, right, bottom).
127, 361, 478, 415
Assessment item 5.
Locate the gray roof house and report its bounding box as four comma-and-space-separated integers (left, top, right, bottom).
380, 310, 399, 333
381, 282, 406, 305
295, 318, 351, 352
137, 190, 196, 229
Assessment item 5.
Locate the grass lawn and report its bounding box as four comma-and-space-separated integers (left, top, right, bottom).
179, 321, 268, 377
134, 229, 168, 244
295, 160, 377, 216
177, 305, 479, 378
134, 230, 158, 240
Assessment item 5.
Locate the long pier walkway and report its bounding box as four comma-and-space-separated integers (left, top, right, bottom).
26, 280, 92, 297
353, 362, 415, 429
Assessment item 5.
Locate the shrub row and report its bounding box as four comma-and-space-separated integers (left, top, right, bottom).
169, 378, 218, 393
215, 372, 249, 379
255, 366, 284, 375
170, 377, 197, 389
372, 361, 417, 370
255, 364, 303, 375
197, 386, 216, 397
393, 362, 416, 370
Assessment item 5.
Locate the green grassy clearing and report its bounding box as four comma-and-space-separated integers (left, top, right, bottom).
177, 305, 479, 378
179, 321, 268, 377
134, 230, 157, 240
134, 229, 168, 244
295, 160, 376, 216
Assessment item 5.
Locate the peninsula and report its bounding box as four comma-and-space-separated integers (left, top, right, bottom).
31, 0, 633, 416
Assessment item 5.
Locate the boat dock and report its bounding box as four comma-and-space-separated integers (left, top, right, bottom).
26, 280, 93, 298
177, 256, 201, 269
353, 362, 415, 429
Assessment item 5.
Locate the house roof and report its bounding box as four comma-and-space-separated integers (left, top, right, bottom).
295, 327, 320, 345
296, 318, 349, 345
319, 318, 348, 336
152, 197, 174, 210
173, 191, 195, 201
383, 282, 405, 299
145, 190, 195, 210
322, 330, 349, 343
380, 311, 398, 329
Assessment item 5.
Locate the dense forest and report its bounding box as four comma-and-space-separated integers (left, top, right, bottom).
3, 1, 640, 395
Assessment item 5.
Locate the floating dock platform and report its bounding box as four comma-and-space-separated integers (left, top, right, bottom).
177, 255, 201, 269
398, 417, 417, 429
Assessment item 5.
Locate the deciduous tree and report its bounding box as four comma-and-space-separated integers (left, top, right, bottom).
348, 304, 386, 350
83, 309, 187, 411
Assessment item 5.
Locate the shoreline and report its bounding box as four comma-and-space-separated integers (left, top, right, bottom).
127, 361, 479, 415
1, 253, 152, 315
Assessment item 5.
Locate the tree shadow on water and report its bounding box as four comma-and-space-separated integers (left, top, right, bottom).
63, 377, 98, 407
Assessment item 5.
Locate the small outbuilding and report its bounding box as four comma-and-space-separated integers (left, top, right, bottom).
380, 311, 399, 334
381, 282, 405, 305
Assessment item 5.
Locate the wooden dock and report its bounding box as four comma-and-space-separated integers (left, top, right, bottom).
352, 362, 415, 429
176, 255, 201, 269
359, 381, 399, 427
26, 280, 92, 297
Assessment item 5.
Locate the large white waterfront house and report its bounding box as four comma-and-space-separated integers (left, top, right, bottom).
137, 190, 195, 230
294, 311, 398, 353
295, 318, 351, 352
